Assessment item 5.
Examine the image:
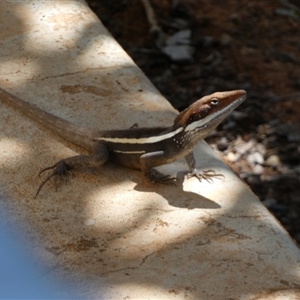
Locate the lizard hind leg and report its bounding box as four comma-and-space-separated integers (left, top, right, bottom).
35, 144, 110, 197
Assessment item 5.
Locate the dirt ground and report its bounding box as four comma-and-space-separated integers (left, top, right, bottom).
86, 0, 300, 245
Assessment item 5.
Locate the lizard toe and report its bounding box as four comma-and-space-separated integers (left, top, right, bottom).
35, 160, 71, 197
187, 169, 224, 183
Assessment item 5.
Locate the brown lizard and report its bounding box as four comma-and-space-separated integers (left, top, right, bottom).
0, 87, 246, 196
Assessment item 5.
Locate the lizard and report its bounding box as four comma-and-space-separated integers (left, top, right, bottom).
0, 87, 246, 197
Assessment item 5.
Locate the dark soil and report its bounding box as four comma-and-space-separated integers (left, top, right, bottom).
86, 0, 300, 245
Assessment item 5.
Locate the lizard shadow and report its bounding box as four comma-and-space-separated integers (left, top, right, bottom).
133, 171, 221, 209
37, 161, 221, 209
88, 163, 220, 209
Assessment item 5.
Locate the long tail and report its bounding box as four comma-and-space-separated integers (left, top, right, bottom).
0, 87, 96, 152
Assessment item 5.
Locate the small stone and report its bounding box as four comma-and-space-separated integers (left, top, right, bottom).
288, 131, 300, 142
262, 136, 277, 149
247, 152, 264, 165
275, 8, 294, 18
246, 175, 261, 185
262, 198, 277, 208
201, 36, 216, 47
229, 14, 240, 22
220, 33, 232, 46
261, 173, 281, 181
256, 143, 266, 156
162, 29, 194, 61
222, 120, 237, 130
276, 124, 292, 136
265, 155, 280, 167
236, 139, 256, 155
226, 152, 239, 162
162, 44, 194, 61
257, 124, 275, 137
231, 110, 248, 120
252, 164, 264, 175
241, 46, 256, 56
217, 137, 229, 151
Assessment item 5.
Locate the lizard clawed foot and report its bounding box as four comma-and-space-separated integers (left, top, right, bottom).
35, 160, 71, 198
146, 169, 177, 184
187, 169, 224, 183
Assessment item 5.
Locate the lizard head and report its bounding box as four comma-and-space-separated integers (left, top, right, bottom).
173, 90, 246, 132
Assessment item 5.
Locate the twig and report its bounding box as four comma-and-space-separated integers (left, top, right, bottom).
140, 0, 161, 33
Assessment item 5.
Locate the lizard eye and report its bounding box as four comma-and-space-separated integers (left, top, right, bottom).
210, 98, 219, 105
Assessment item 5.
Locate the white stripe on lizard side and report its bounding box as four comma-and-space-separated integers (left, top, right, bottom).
95, 127, 183, 144
113, 149, 146, 154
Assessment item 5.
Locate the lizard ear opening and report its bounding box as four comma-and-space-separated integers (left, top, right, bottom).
186, 112, 201, 125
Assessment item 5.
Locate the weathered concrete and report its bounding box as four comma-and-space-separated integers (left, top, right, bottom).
0, 1, 299, 299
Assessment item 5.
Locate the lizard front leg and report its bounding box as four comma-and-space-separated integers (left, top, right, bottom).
35, 142, 109, 197
185, 152, 224, 183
